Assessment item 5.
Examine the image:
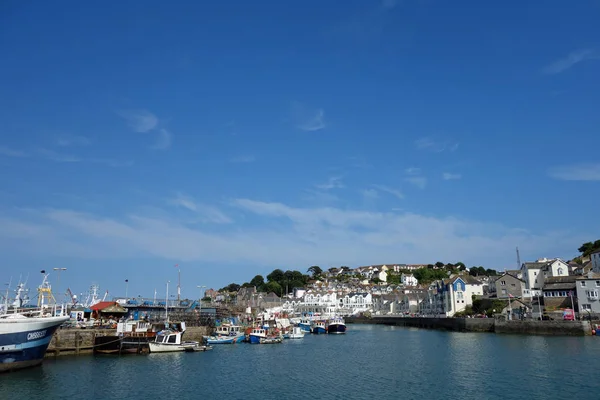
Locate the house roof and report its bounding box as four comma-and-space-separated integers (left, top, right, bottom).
445, 275, 483, 285
576, 272, 600, 280
522, 262, 546, 270
542, 276, 577, 290
90, 301, 126, 313
498, 272, 525, 283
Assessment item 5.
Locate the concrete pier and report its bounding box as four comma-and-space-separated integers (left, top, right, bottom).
46, 326, 212, 357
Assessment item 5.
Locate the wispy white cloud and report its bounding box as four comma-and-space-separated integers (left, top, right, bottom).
316, 176, 344, 190
0, 146, 27, 158
403, 167, 427, 189
56, 135, 91, 147
405, 176, 427, 189
372, 184, 404, 199
542, 49, 599, 75
151, 129, 172, 150
443, 172, 462, 180
169, 193, 232, 224
362, 188, 379, 199
0, 198, 587, 269
229, 155, 256, 163
36, 148, 81, 163
291, 103, 326, 132
404, 167, 421, 175
548, 163, 600, 181
118, 109, 158, 133
415, 137, 459, 153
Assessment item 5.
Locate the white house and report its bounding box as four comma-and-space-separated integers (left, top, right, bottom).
540, 258, 569, 279
401, 273, 418, 287
591, 250, 600, 274
441, 275, 483, 316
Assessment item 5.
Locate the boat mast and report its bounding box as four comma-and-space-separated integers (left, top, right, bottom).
165, 280, 170, 322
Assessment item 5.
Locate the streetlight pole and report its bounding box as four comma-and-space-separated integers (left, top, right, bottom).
197, 285, 206, 325
53, 268, 67, 305
125, 279, 129, 299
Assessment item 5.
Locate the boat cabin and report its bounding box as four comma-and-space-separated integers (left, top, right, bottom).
215, 324, 242, 336
155, 330, 183, 345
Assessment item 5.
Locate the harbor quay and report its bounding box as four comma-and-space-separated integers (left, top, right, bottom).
348, 315, 592, 336
45, 326, 212, 357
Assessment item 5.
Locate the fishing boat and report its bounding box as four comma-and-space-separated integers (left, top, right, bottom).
327, 316, 346, 334
298, 317, 312, 333
148, 322, 211, 353
203, 334, 244, 344
247, 327, 267, 344
260, 336, 283, 344
311, 320, 327, 334
287, 326, 305, 339
0, 273, 69, 373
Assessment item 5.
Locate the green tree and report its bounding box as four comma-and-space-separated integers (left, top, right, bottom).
250, 275, 265, 288
435, 261, 444, 269
578, 240, 600, 257
308, 265, 323, 278
262, 281, 282, 295
455, 262, 466, 270
267, 269, 285, 283
219, 283, 240, 292
387, 273, 401, 285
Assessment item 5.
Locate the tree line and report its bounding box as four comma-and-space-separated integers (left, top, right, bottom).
219, 269, 311, 295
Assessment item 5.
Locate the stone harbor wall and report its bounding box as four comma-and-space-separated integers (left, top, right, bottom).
494, 320, 591, 336
347, 316, 592, 336
46, 326, 212, 357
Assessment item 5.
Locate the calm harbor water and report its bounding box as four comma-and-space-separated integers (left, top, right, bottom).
2, 324, 600, 399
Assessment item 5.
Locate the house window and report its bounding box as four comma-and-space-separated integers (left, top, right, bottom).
557, 267, 564, 275
501, 289, 507, 295
501, 280, 506, 286
596, 281, 600, 287
534, 272, 537, 276
587, 290, 599, 299
559, 291, 567, 297
581, 282, 587, 287
582, 304, 592, 311
511, 283, 516, 287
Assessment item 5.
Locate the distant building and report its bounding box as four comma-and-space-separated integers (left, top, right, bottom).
576, 272, 600, 314
591, 249, 600, 274
495, 272, 530, 299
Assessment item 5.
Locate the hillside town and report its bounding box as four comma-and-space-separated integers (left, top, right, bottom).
203, 244, 600, 321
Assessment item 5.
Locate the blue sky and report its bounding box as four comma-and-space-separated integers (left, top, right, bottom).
1, 0, 599, 299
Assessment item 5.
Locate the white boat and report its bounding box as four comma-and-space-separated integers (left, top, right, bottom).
0, 274, 69, 373
287, 326, 305, 339
148, 322, 211, 353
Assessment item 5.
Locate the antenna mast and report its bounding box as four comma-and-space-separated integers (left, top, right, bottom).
516, 246, 522, 269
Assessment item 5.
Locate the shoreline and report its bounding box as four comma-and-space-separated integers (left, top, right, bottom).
347, 315, 592, 336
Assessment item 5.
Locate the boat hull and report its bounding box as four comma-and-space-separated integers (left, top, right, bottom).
311, 326, 327, 334
327, 323, 346, 334
298, 323, 311, 332
0, 316, 69, 373
204, 335, 244, 344
148, 341, 209, 353
248, 334, 265, 344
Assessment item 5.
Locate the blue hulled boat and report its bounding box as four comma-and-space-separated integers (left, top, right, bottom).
311, 320, 327, 334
